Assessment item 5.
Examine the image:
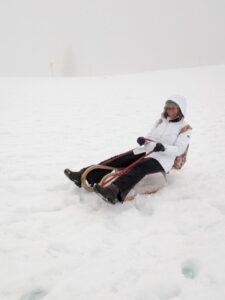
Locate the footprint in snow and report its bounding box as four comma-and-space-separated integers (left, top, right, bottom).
20, 289, 48, 300
181, 258, 201, 279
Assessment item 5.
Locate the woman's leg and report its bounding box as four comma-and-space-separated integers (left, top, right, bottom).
112, 157, 164, 202
86, 150, 144, 186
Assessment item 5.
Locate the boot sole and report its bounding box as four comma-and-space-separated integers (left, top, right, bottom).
93, 184, 116, 205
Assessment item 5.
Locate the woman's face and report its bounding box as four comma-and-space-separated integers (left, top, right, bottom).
166, 106, 179, 119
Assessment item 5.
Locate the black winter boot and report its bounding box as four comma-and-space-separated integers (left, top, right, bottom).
64, 168, 82, 187
93, 183, 120, 204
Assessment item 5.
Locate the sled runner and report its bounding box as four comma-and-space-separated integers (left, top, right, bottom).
81, 162, 168, 198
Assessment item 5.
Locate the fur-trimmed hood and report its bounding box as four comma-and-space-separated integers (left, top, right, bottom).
163, 95, 187, 118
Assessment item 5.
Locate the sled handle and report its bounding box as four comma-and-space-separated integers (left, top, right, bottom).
101, 149, 155, 186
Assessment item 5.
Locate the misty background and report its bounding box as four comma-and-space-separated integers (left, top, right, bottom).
0, 0, 225, 77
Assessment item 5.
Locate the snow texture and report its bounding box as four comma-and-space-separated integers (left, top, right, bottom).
0, 64, 225, 299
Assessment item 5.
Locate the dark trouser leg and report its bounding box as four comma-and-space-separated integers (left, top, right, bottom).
85, 151, 144, 186
112, 157, 165, 202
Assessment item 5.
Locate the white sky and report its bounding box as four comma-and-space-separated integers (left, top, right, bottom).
0, 0, 225, 76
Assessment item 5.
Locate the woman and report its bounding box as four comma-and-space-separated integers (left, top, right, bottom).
64, 95, 192, 204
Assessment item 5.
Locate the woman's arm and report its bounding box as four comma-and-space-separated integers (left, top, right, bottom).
162, 129, 192, 156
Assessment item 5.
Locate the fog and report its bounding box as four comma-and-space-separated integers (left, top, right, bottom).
0, 0, 225, 76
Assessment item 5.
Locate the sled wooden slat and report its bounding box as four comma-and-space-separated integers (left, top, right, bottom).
125, 187, 160, 201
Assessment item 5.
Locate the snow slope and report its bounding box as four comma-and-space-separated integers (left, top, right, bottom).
0, 65, 225, 300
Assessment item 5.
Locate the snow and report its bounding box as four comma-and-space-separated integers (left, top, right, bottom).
0, 64, 225, 300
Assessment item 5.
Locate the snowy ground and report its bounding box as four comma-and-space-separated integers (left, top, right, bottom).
0, 65, 225, 300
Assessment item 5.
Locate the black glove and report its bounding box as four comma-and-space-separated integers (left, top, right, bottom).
137, 136, 146, 146
153, 143, 165, 152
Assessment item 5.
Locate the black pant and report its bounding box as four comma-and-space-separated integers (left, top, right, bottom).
85, 150, 164, 201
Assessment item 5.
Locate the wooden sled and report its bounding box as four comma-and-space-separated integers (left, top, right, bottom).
81, 164, 168, 201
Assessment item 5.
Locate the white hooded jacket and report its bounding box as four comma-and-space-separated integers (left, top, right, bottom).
133, 95, 192, 173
